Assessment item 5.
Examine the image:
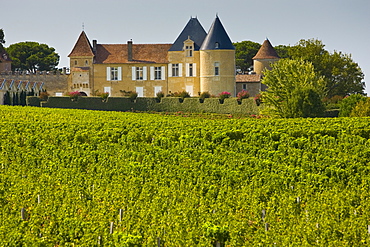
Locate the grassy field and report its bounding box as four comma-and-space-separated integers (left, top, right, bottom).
1, 105, 370, 246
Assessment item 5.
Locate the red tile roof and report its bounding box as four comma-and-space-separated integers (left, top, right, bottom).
68, 31, 94, 57
236, 74, 262, 83
94, 43, 172, 64
252, 39, 279, 60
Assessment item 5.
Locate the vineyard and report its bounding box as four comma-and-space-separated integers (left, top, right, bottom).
1, 105, 370, 246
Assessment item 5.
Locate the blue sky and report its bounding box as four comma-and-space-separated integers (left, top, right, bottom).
2, 0, 369, 94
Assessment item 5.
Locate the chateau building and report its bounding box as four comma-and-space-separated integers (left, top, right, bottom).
68, 16, 236, 97
235, 39, 280, 96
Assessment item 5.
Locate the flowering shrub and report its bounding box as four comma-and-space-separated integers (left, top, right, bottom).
219, 91, 231, 101
68, 91, 82, 100
254, 93, 262, 106
237, 90, 249, 101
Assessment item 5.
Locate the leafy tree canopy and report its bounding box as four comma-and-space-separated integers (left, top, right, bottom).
261, 59, 326, 118
0, 29, 5, 50
6, 41, 59, 72
288, 39, 365, 97
233, 41, 261, 73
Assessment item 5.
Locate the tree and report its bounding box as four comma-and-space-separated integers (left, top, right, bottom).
261, 59, 326, 118
289, 39, 365, 97
339, 94, 367, 117
0, 29, 5, 49
350, 97, 370, 117
6, 41, 59, 72
274, 45, 290, 59
233, 41, 261, 73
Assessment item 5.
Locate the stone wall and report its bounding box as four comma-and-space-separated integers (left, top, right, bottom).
0, 70, 69, 96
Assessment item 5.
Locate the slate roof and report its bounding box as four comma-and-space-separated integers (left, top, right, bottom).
169, 17, 207, 51
94, 43, 172, 64
252, 39, 279, 60
236, 74, 262, 83
68, 31, 94, 57
200, 16, 235, 50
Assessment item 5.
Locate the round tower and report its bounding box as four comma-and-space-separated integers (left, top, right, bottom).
200, 16, 235, 96
253, 39, 280, 75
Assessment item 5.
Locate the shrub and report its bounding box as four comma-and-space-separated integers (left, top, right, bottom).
339, 94, 367, 117
200, 91, 211, 100
323, 95, 343, 110
219, 91, 231, 101
168, 91, 191, 99
39, 91, 49, 101
156, 91, 164, 100
67, 91, 81, 100
237, 90, 249, 102
97, 92, 109, 101
129, 91, 138, 101
254, 93, 262, 106
350, 97, 370, 117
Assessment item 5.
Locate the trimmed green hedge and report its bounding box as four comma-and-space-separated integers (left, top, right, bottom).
29, 96, 259, 115
26, 96, 339, 117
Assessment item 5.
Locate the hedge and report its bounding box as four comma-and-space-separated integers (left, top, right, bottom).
27, 96, 260, 115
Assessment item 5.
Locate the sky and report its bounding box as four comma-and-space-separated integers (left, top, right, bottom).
2, 0, 370, 94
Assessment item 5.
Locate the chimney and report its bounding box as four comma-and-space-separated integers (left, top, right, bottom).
93, 40, 97, 54
127, 40, 133, 61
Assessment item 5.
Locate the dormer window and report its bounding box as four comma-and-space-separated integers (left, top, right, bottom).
183, 38, 194, 57
185, 45, 193, 57
215, 42, 219, 49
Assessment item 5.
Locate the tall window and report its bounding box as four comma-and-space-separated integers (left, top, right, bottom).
172, 64, 179, 77
136, 67, 143, 80
189, 63, 193, 77
107, 67, 122, 81
186, 63, 196, 77
214, 62, 220, 76
111, 67, 118, 80
242, 84, 247, 90
132, 66, 147, 80
154, 67, 162, 80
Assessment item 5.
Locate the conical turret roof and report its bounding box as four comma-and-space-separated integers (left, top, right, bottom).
169, 17, 207, 51
200, 16, 234, 50
68, 31, 94, 57
252, 39, 279, 60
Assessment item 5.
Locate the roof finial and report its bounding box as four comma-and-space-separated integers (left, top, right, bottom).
216, 13, 218, 18
82, 22, 85, 31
